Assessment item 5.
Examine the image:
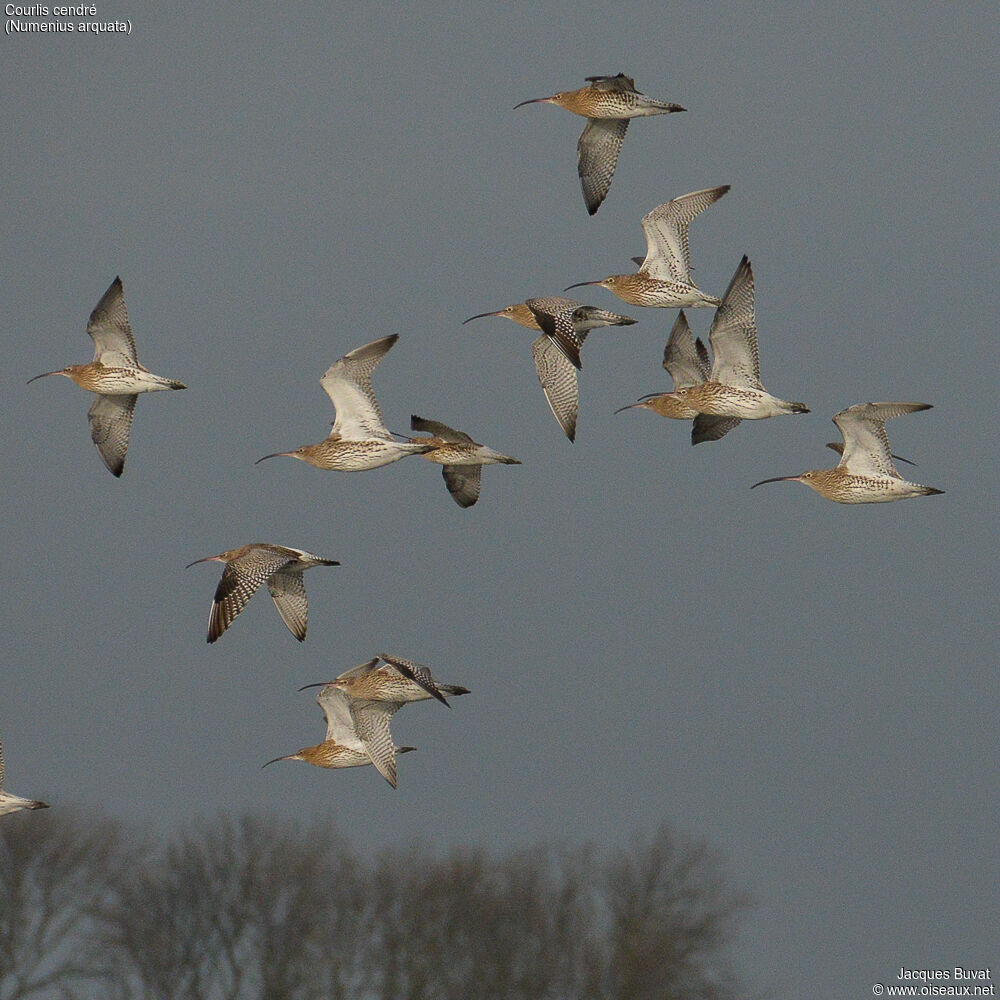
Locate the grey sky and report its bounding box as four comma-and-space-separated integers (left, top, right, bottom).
3, 2, 997, 996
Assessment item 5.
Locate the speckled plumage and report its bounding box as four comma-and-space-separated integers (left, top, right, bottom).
27, 276, 186, 476
515, 74, 686, 214
752, 403, 943, 503
185, 543, 339, 643
464, 298, 635, 441
255, 334, 435, 471
408, 415, 520, 508
566, 186, 730, 307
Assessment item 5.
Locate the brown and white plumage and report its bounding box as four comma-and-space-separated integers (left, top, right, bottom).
185, 543, 339, 643
408, 416, 520, 508
255, 335, 435, 471
27, 277, 186, 476
0, 736, 49, 817
566, 186, 731, 307
463, 298, 636, 442
655, 256, 809, 431
515, 74, 686, 215
752, 403, 943, 503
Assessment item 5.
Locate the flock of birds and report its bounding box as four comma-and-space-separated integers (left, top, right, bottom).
4, 72, 944, 808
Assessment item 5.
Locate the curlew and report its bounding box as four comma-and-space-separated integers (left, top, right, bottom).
643, 255, 809, 442
566, 185, 730, 308
463, 297, 635, 441
263, 656, 468, 787
515, 73, 685, 215
0, 736, 49, 817
185, 543, 339, 643
407, 415, 520, 508
27, 276, 186, 476
752, 402, 943, 503
256, 334, 435, 471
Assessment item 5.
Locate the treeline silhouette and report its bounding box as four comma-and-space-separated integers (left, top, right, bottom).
0, 811, 751, 1000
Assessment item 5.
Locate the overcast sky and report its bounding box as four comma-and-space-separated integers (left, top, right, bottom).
3, 3, 997, 996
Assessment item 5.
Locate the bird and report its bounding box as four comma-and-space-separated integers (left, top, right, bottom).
263, 655, 469, 787
752, 402, 943, 503
0, 736, 49, 817
185, 543, 339, 643
27, 276, 186, 476
614, 310, 722, 426
463, 297, 636, 441
636, 255, 808, 440
256, 334, 435, 471
407, 415, 521, 508
514, 73, 686, 215
566, 185, 731, 308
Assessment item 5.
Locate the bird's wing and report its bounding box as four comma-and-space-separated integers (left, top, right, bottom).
531, 308, 584, 370
707, 255, 760, 389
441, 465, 482, 508
320, 334, 398, 440
832, 402, 931, 478
577, 117, 630, 216
334, 657, 382, 683
410, 415, 474, 444
662, 311, 709, 389
692, 414, 743, 445
531, 335, 579, 442
379, 653, 449, 705
88, 393, 137, 477
351, 701, 405, 787
87, 276, 139, 366
316, 685, 365, 748
267, 570, 309, 642
585, 73, 637, 92
639, 185, 731, 283
208, 548, 292, 643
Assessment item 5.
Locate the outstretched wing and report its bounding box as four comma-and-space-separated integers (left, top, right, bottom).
707, 255, 760, 389
662, 311, 709, 389
410, 415, 474, 444
87, 276, 139, 366
639, 186, 731, 283
531, 335, 579, 442
321, 334, 398, 440
832, 402, 932, 479
267, 570, 309, 641
577, 118, 629, 215
208, 548, 293, 643
88, 393, 137, 477
351, 701, 405, 787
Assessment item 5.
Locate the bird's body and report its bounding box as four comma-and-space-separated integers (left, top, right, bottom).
408, 416, 520, 508
515, 74, 686, 214
464, 297, 635, 441
567, 186, 730, 307
265, 655, 468, 787
0, 737, 48, 817
27, 276, 186, 476
752, 402, 943, 503
658, 255, 808, 441
256, 334, 434, 471
186, 543, 339, 643
616, 310, 712, 421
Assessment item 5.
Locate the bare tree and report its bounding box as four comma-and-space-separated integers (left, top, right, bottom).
0, 809, 130, 1000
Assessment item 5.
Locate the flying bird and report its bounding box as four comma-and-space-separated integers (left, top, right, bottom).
515, 73, 686, 215
752, 402, 943, 503
27, 276, 186, 476
0, 736, 49, 817
264, 655, 468, 788
185, 543, 339, 643
256, 334, 435, 471
407, 416, 521, 508
463, 297, 636, 441
566, 186, 731, 308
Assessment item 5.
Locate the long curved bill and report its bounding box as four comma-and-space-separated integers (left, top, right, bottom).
26, 369, 65, 384
297, 681, 332, 692
255, 451, 294, 464
614, 402, 645, 415
261, 754, 294, 768
184, 554, 222, 569
462, 310, 504, 324
750, 475, 801, 489
513, 96, 555, 109
564, 280, 602, 291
